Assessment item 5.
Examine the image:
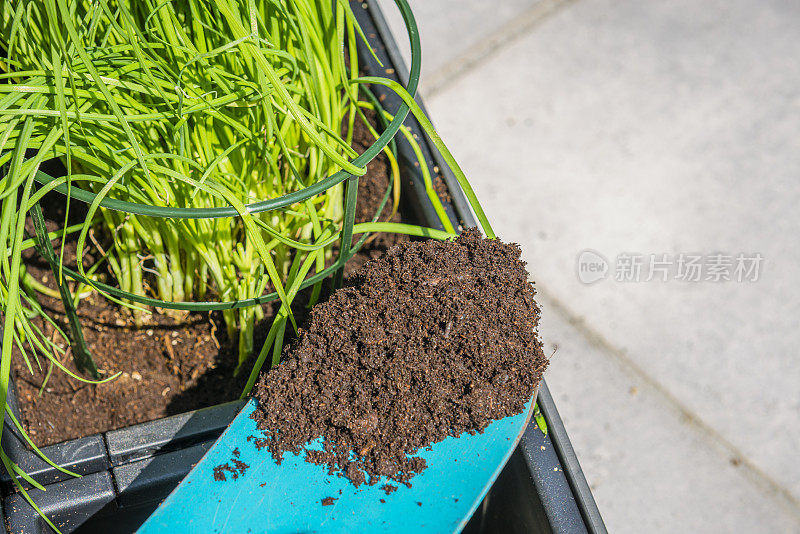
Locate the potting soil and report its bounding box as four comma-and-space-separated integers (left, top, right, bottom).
251, 229, 548, 487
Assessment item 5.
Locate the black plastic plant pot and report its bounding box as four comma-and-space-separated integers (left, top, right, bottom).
1, 1, 607, 533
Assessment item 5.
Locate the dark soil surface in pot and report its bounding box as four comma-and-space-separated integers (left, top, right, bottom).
250, 229, 548, 487
12, 113, 409, 447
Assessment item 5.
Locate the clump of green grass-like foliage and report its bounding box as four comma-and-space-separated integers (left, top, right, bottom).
0, 1, 495, 530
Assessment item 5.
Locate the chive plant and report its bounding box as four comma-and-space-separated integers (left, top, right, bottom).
0, 0, 497, 529
1, 0, 375, 369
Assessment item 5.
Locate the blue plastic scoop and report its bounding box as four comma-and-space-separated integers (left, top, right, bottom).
140, 396, 534, 533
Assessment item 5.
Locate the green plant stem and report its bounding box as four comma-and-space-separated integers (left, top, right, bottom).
352, 77, 496, 239
29, 201, 100, 378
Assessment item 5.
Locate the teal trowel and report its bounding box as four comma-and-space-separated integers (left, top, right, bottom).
139, 395, 534, 533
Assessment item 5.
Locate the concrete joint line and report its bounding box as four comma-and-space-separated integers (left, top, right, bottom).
426, 0, 580, 99
537, 285, 800, 524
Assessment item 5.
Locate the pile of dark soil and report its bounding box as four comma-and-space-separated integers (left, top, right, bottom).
12, 111, 406, 447
251, 229, 548, 487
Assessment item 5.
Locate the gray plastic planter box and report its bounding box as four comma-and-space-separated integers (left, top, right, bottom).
1, 2, 606, 533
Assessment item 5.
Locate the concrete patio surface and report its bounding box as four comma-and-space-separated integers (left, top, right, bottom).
375, 0, 800, 531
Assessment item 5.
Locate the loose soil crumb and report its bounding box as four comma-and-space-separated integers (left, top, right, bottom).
251, 229, 547, 487
381, 484, 398, 495
212, 458, 249, 482
213, 467, 225, 482
321, 497, 337, 506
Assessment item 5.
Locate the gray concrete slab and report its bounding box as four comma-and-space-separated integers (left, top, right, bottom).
372, 0, 800, 528
375, 0, 554, 94
541, 299, 800, 533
